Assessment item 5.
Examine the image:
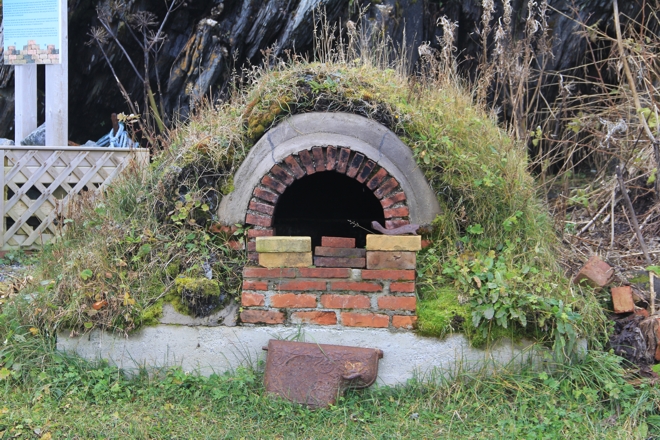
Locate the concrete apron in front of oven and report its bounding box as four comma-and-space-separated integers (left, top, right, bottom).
56, 325, 583, 386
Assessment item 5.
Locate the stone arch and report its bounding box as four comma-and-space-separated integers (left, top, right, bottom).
217, 112, 441, 234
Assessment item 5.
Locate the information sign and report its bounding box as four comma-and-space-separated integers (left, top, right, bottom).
3, 0, 62, 65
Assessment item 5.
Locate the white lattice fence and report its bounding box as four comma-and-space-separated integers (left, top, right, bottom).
1, 147, 149, 250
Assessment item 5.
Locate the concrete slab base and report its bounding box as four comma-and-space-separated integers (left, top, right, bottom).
57, 325, 581, 386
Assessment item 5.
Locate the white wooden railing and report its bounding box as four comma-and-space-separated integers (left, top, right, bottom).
0, 147, 149, 250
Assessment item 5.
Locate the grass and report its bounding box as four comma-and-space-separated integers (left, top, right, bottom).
0, 343, 658, 439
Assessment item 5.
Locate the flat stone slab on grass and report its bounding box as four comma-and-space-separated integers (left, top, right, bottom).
57, 325, 585, 386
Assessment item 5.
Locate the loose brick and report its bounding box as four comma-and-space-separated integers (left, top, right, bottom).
276, 280, 326, 291
229, 240, 246, 251
330, 281, 382, 292
284, 156, 306, 179
390, 282, 415, 293
337, 148, 351, 173
366, 168, 388, 190
366, 251, 416, 270
249, 200, 275, 216
611, 286, 635, 313
256, 236, 311, 253
242, 280, 268, 291
261, 175, 287, 194
633, 306, 649, 318
356, 160, 376, 183
341, 312, 389, 328
259, 252, 313, 268
248, 228, 274, 238
253, 187, 280, 204
299, 150, 316, 175
322, 236, 356, 248
312, 147, 325, 172
209, 224, 238, 235
246, 213, 272, 227
378, 296, 417, 311
240, 310, 285, 324
392, 315, 417, 329
297, 267, 351, 278
384, 206, 410, 219
271, 293, 317, 308
291, 311, 337, 325
326, 146, 338, 171
243, 267, 296, 278
374, 178, 400, 199
314, 247, 366, 258
346, 153, 365, 178
321, 294, 370, 309
573, 255, 613, 288
241, 292, 265, 306
386, 219, 411, 229
269, 164, 294, 186
314, 257, 366, 268
421, 239, 432, 249
366, 235, 422, 251
362, 270, 415, 281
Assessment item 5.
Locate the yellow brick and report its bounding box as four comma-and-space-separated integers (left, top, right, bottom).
256, 236, 311, 253
259, 252, 313, 268
365, 235, 421, 251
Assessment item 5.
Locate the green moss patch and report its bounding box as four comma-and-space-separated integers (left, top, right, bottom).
173, 277, 226, 317
416, 287, 470, 338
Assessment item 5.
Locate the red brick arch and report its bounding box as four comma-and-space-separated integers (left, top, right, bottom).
244, 146, 411, 256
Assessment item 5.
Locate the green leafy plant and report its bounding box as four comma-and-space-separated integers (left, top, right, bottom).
440, 241, 582, 359
168, 193, 209, 226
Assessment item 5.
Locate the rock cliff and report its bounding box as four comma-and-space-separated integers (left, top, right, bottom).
0, 0, 649, 142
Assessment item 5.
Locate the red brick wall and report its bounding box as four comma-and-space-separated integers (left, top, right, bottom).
240, 267, 417, 330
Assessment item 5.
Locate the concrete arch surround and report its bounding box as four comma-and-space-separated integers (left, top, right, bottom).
217, 112, 442, 226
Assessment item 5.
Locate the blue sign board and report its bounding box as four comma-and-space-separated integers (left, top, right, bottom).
3, 0, 62, 65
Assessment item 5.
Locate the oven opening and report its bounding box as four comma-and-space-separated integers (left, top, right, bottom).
272, 172, 385, 248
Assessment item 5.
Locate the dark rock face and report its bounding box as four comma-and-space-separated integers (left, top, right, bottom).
0, 0, 649, 142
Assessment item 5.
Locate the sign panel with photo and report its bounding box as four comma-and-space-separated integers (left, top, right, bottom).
3, 0, 62, 65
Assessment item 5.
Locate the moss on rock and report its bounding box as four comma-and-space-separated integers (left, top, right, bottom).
173, 277, 226, 317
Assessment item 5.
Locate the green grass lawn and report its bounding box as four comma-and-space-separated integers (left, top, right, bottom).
1, 349, 658, 439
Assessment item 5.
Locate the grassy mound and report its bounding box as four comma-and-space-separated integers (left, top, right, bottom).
20, 60, 604, 353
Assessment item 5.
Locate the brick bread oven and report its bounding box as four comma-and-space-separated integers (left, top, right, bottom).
217, 112, 439, 331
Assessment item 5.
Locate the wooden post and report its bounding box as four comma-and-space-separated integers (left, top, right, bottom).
14, 65, 38, 143
45, 0, 68, 146
0, 149, 4, 248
